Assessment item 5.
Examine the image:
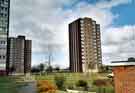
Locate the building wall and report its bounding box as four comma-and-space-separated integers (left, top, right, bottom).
24, 40, 32, 73
113, 66, 135, 93
0, 0, 10, 73
69, 19, 82, 72
69, 17, 102, 72
15, 37, 25, 73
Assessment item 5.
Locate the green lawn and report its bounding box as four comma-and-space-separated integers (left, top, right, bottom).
0, 76, 17, 93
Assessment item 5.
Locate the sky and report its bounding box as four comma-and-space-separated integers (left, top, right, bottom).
9, 0, 135, 68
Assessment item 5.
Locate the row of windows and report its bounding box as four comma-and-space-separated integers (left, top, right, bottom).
0, 12, 8, 17
0, 0, 9, 3
0, 3, 8, 7
0, 17, 8, 21
0, 32, 8, 35
80, 20, 97, 25
0, 6, 8, 11
0, 21, 8, 24
0, 41, 6, 44
0, 24, 8, 27
0, 26, 8, 30
0, 47, 6, 49
0, 55, 6, 59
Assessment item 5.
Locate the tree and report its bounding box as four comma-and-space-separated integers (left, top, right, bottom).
76, 80, 88, 91
55, 66, 60, 72
31, 66, 40, 73
46, 66, 53, 73
76, 80, 88, 88
128, 57, 135, 62
54, 75, 66, 90
39, 63, 45, 72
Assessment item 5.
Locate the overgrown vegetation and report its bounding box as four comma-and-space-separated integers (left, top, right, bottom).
35, 72, 114, 92
76, 80, 88, 87
37, 80, 57, 93
54, 75, 66, 90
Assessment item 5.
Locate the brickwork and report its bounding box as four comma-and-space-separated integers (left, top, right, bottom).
113, 66, 135, 93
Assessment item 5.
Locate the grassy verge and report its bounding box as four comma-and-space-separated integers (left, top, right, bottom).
35, 73, 108, 85
35, 72, 114, 93
0, 76, 17, 93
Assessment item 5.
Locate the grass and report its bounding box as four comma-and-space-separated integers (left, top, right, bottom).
35, 72, 114, 93
0, 76, 30, 93
0, 76, 17, 93
35, 72, 108, 84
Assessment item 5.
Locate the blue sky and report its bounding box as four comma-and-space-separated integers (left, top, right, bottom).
111, 1, 135, 26
10, 0, 135, 68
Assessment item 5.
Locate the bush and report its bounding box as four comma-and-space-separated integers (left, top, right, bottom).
54, 75, 66, 90
46, 66, 53, 72
93, 79, 113, 87
76, 80, 88, 88
37, 80, 57, 93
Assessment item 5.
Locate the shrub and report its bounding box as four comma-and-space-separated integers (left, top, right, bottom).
37, 80, 57, 93
76, 80, 88, 88
67, 84, 74, 89
54, 75, 66, 90
93, 79, 113, 87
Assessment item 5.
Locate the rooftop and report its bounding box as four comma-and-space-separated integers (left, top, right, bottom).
109, 58, 135, 66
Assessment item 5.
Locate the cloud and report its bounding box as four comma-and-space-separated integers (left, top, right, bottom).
96, 0, 132, 9
9, 0, 133, 67
102, 25, 135, 64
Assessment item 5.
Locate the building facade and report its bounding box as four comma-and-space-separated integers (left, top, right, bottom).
69, 17, 102, 72
110, 59, 135, 93
7, 36, 32, 74
0, 0, 10, 73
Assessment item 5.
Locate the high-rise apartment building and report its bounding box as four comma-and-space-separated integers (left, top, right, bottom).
7, 36, 32, 74
0, 0, 10, 73
69, 17, 102, 72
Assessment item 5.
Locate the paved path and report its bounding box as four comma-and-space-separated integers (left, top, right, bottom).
17, 81, 37, 93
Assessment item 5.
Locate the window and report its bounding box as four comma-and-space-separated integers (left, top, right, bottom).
80, 20, 84, 23
81, 41, 85, 45
93, 32, 96, 35
82, 56, 85, 59
92, 21, 96, 25
80, 27, 84, 30
81, 34, 84, 37
81, 48, 84, 51
93, 43, 96, 46
80, 23, 84, 27
3, 56, 5, 59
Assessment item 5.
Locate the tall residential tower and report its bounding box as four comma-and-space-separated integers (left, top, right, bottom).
0, 0, 10, 73
7, 36, 32, 74
69, 17, 102, 72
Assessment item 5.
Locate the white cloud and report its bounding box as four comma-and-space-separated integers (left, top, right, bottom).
102, 25, 135, 64
96, 0, 132, 9
9, 0, 133, 67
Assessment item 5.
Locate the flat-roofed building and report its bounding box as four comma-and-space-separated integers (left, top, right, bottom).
7, 36, 32, 74
110, 58, 135, 93
69, 17, 102, 72
0, 0, 10, 74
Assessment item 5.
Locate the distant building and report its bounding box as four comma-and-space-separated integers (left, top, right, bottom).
69, 17, 102, 72
0, 0, 10, 74
7, 36, 32, 74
